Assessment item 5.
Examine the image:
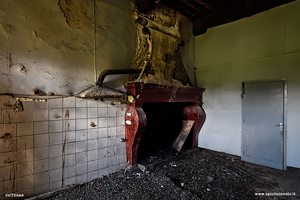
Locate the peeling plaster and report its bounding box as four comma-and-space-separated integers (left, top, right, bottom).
58, 0, 91, 29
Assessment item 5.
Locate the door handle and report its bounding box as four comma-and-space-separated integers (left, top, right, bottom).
275, 123, 283, 127
275, 123, 283, 132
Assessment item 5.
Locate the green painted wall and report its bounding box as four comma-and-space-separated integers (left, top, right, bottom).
195, 0, 300, 168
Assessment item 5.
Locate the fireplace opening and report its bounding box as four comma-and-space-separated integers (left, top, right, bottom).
137, 102, 194, 163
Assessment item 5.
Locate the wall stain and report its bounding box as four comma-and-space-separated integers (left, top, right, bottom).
58, 0, 91, 29
90, 122, 97, 127
62, 109, 70, 187
54, 114, 62, 119
64, 109, 69, 118
4, 158, 15, 164
3, 102, 14, 107
0, 132, 11, 142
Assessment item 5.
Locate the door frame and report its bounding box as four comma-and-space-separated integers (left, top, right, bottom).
241, 79, 287, 170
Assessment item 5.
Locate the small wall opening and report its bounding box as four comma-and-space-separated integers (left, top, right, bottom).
137, 102, 194, 162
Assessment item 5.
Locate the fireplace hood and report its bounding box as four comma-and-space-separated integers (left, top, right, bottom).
75, 69, 142, 99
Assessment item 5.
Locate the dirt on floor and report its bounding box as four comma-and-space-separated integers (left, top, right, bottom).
45, 148, 300, 200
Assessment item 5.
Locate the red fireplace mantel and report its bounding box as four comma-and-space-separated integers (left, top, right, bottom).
124, 82, 206, 166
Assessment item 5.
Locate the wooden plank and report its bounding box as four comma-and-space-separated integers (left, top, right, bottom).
172, 120, 195, 152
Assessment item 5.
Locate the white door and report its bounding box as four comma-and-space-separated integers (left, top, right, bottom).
242, 81, 284, 170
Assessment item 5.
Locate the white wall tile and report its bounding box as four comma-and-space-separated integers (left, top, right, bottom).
87, 99, 98, 108
107, 107, 116, 117
65, 154, 75, 166
63, 97, 76, 107
1, 109, 15, 124
14, 110, 34, 123
98, 168, 108, 177
17, 175, 34, 191
98, 118, 107, 128
49, 108, 63, 120
88, 129, 98, 140
34, 171, 49, 186
50, 168, 62, 182
50, 156, 63, 170
76, 173, 87, 184
75, 98, 87, 107
108, 127, 116, 137
50, 132, 63, 145
76, 141, 88, 153
116, 126, 125, 136
0, 151, 16, 166
17, 149, 34, 163
0, 135, 16, 153
63, 165, 76, 179
76, 163, 87, 175
107, 146, 116, 157
98, 138, 108, 149
66, 142, 76, 155
75, 130, 87, 141
98, 157, 107, 169
117, 105, 126, 117
49, 121, 63, 133
88, 171, 98, 182
16, 162, 34, 178
88, 139, 98, 151
49, 180, 61, 191
34, 134, 49, 147
98, 148, 108, 159
17, 122, 33, 136
1, 165, 14, 181
88, 149, 98, 161
88, 160, 98, 172
98, 127, 107, 138
33, 147, 48, 161
76, 151, 88, 164
76, 119, 87, 130
107, 117, 116, 127
34, 159, 49, 173
97, 100, 107, 108
98, 107, 107, 117
66, 131, 76, 143
64, 177, 76, 187
88, 108, 97, 118
33, 109, 48, 121
34, 121, 48, 134
116, 116, 124, 126
34, 184, 49, 196
76, 108, 87, 119
64, 119, 75, 131
17, 135, 33, 150
48, 98, 63, 109
49, 144, 62, 158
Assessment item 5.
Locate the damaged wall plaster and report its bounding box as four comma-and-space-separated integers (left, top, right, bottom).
0, 0, 136, 96
58, 0, 91, 29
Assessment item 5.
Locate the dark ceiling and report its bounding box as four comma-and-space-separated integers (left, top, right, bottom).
135, 0, 295, 36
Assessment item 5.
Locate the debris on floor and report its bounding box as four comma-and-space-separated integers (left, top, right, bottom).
46, 149, 300, 200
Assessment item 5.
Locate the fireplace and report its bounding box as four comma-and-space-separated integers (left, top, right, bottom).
124, 82, 206, 166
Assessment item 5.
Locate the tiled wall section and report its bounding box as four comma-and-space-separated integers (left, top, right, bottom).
0, 95, 127, 198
